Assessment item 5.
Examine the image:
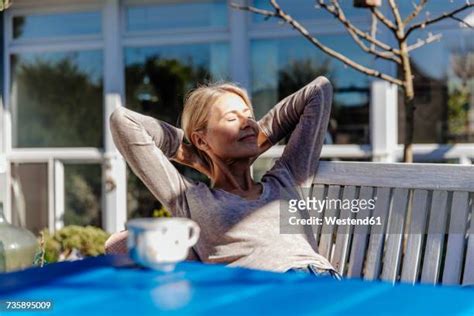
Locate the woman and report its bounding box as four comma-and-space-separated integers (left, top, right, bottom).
105, 76, 340, 279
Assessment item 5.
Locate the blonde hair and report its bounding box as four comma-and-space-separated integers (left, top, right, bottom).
181, 81, 253, 170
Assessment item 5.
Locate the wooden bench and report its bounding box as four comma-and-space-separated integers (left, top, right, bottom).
106, 160, 473, 286
311, 161, 474, 285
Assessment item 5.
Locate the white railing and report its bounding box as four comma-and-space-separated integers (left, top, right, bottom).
258, 143, 474, 164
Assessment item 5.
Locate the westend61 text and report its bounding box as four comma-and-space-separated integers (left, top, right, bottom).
288, 216, 382, 226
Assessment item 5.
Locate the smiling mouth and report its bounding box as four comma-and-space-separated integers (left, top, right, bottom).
239, 134, 257, 141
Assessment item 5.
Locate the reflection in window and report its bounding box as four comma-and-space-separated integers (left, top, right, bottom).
124, 43, 228, 217
126, 1, 227, 32
10, 51, 103, 148
64, 164, 102, 227
124, 43, 229, 123
251, 0, 370, 23
398, 28, 474, 144
10, 163, 48, 235
251, 36, 372, 145
13, 11, 101, 40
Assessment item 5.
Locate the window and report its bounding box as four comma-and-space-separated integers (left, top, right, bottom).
122, 1, 231, 219
10, 50, 103, 148
125, 0, 228, 32
12, 10, 101, 40
398, 28, 474, 144
5, 5, 105, 233
251, 35, 372, 145
124, 42, 229, 217
125, 43, 229, 122
64, 164, 102, 227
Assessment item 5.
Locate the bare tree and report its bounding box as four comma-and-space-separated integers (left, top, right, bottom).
231, 0, 474, 162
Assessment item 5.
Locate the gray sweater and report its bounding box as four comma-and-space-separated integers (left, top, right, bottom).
109, 76, 334, 273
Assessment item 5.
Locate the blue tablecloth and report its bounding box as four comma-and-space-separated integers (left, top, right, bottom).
0, 255, 473, 315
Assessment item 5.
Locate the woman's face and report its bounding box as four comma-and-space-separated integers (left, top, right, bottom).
192, 92, 260, 161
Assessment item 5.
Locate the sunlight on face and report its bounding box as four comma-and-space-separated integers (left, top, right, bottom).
204, 93, 260, 160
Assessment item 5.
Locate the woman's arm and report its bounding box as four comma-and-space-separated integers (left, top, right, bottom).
257, 76, 333, 185
257, 77, 330, 146
110, 107, 195, 217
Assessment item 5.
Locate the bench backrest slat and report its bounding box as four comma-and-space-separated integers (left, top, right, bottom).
318, 185, 341, 260
311, 184, 326, 247
442, 191, 470, 285
381, 188, 409, 283
347, 186, 374, 278
400, 189, 429, 283
462, 196, 474, 286
364, 187, 391, 281
311, 161, 474, 285
420, 191, 450, 284
314, 161, 474, 191
332, 186, 357, 274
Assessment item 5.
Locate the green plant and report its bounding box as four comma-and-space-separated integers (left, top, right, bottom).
152, 206, 172, 218
34, 225, 110, 265
448, 88, 470, 135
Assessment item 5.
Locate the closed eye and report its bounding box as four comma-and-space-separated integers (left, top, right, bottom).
223, 110, 253, 121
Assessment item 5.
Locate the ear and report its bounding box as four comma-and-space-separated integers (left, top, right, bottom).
191, 131, 209, 151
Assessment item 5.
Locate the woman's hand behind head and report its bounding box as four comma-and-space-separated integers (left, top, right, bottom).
249, 128, 273, 165
171, 142, 213, 179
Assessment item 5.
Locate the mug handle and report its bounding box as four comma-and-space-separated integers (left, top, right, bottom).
186, 221, 200, 247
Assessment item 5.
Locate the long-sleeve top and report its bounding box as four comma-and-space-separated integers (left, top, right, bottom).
109, 76, 334, 272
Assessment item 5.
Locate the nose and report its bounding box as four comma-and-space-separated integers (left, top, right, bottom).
239, 113, 256, 129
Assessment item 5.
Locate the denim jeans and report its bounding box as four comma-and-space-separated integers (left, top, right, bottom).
288, 264, 342, 281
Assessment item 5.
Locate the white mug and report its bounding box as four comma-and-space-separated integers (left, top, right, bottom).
126, 217, 200, 271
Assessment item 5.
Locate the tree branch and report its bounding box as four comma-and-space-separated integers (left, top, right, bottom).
407, 32, 442, 52
322, 0, 401, 64
229, 2, 277, 18
318, 1, 401, 56
403, 0, 428, 26
232, 1, 403, 86
388, 0, 404, 33
370, 7, 398, 33
450, 15, 474, 28
370, 10, 378, 51
404, 3, 474, 40
270, 0, 282, 12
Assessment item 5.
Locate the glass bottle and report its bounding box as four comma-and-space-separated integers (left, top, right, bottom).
0, 202, 39, 272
